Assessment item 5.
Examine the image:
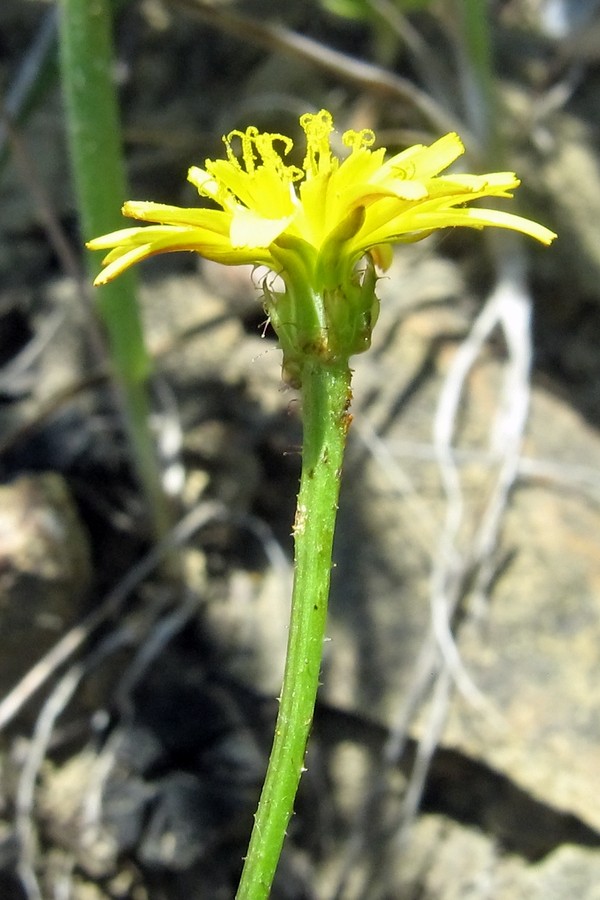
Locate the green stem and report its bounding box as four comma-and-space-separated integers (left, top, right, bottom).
459, 0, 495, 151
236, 360, 352, 899
58, 0, 171, 540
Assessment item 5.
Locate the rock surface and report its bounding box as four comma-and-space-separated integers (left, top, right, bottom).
0, 472, 92, 694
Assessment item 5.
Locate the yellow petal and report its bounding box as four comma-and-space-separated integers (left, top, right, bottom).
380, 206, 557, 245
86, 226, 152, 250
188, 166, 220, 201
384, 132, 465, 180
93, 243, 156, 285
205, 158, 295, 219
229, 205, 295, 248
122, 201, 231, 232
369, 243, 393, 271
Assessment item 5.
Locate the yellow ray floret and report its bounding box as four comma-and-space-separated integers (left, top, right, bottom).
87, 109, 556, 287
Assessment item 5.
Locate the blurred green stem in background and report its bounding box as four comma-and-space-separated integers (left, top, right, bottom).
457, 0, 496, 155
58, 0, 171, 540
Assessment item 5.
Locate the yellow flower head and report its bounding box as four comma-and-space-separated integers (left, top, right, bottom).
87, 109, 555, 383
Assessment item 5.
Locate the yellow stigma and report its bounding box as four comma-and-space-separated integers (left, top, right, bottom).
342, 128, 376, 152
222, 126, 302, 183
300, 109, 338, 177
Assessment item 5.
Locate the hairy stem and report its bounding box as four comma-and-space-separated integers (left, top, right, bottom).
236, 360, 352, 899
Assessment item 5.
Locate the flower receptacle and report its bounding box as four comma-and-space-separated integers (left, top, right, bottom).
263, 252, 380, 387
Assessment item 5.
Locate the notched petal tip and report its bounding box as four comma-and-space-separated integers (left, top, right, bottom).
535, 225, 558, 245
434, 132, 464, 153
